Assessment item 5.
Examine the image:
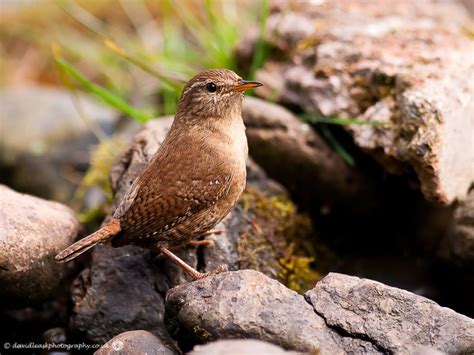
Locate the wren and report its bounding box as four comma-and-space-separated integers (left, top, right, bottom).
56, 69, 262, 280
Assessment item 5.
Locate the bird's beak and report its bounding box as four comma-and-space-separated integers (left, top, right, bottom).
233, 80, 263, 92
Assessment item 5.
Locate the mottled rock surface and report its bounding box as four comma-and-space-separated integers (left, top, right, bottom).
305, 273, 474, 354
0, 185, 78, 306
240, 0, 474, 204
188, 339, 304, 355
95, 330, 178, 355
165, 270, 379, 354
0, 86, 119, 202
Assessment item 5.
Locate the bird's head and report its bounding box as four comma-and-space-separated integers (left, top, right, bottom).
176, 69, 262, 121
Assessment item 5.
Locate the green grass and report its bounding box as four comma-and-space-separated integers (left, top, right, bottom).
301, 113, 394, 166
319, 126, 355, 166
54, 47, 152, 123
49, 0, 270, 117
302, 113, 393, 127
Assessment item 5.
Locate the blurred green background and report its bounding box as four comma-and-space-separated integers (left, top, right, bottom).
1, 0, 268, 118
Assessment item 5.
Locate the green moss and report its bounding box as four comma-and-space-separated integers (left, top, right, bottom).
237, 187, 324, 293
279, 255, 322, 293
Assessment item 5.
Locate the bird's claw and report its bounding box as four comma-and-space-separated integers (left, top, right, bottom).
190, 264, 228, 280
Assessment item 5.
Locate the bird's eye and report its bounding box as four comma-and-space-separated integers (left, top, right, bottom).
206, 82, 217, 93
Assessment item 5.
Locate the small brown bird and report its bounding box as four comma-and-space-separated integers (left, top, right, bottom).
56, 69, 262, 279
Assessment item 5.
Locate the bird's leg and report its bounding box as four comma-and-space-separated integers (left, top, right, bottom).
159, 246, 226, 280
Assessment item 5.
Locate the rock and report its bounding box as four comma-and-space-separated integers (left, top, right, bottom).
0, 86, 119, 202
70, 245, 169, 344
0, 185, 79, 306
165, 270, 379, 353
95, 330, 178, 355
305, 273, 474, 354
242, 96, 379, 216
240, 1, 474, 204
188, 339, 304, 355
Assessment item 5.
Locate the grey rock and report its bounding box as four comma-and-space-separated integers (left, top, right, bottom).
0, 185, 78, 306
188, 339, 304, 355
0, 85, 119, 202
95, 330, 178, 355
305, 273, 474, 354
242, 1, 474, 204
70, 245, 168, 344
165, 269, 379, 354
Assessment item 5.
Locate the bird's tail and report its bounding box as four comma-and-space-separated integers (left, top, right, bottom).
55, 218, 121, 263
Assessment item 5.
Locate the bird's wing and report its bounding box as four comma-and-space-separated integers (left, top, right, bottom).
112, 151, 233, 245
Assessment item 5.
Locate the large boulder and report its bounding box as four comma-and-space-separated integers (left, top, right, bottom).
167, 270, 474, 354
239, 0, 474, 204
0, 86, 119, 202
165, 270, 379, 354
305, 273, 474, 354
0, 185, 79, 305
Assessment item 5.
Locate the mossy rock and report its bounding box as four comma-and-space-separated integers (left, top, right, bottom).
237, 187, 329, 293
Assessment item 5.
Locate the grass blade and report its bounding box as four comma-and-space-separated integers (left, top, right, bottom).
53, 46, 150, 123
105, 39, 186, 91
319, 126, 355, 166
302, 114, 393, 127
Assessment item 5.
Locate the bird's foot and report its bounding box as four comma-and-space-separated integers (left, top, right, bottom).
189, 264, 229, 280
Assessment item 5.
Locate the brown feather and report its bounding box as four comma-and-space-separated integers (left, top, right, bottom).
55, 219, 121, 263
